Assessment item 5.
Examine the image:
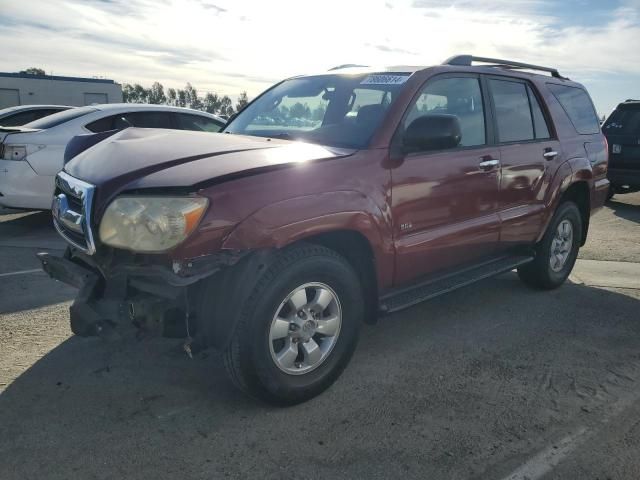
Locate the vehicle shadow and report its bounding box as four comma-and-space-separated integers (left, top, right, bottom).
0, 209, 65, 250
1, 275, 640, 479
0, 269, 75, 314
607, 197, 640, 224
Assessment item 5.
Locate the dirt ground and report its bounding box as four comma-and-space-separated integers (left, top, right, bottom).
1, 193, 639, 480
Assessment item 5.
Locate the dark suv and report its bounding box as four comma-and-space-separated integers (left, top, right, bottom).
603, 99, 640, 197
39, 55, 609, 405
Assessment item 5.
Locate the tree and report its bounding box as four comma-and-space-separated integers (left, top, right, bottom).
147, 82, 166, 104
167, 88, 177, 106
203, 92, 221, 114
290, 102, 310, 119
236, 91, 249, 111
20, 67, 46, 75
184, 83, 202, 110
177, 89, 187, 107
131, 84, 147, 103
312, 105, 326, 121
122, 83, 135, 103
219, 95, 234, 117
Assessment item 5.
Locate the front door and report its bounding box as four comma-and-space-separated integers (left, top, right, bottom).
391, 74, 501, 286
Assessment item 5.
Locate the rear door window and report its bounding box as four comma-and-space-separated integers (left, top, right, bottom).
175, 113, 224, 132
489, 79, 534, 143
85, 115, 116, 133
547, 84, 600, 134
122, 111, 172, 128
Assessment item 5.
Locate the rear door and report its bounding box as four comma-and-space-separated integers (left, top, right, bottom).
391, 74, 502, 285
486, 77, 561, 246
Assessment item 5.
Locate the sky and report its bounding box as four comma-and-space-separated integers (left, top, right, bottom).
1, 0, 639, 116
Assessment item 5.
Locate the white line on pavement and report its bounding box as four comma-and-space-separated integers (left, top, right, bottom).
0, 268, 43, 278
499, 428, 589, 480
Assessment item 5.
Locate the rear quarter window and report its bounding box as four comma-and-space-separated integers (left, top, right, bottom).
547, 84, 600, 135
24, 106, 98, 129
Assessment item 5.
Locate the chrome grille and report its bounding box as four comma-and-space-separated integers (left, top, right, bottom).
52, 171, 97, 255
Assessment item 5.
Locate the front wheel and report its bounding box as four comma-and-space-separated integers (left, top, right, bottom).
518, 201, 583, 290
223, 244, 363, 405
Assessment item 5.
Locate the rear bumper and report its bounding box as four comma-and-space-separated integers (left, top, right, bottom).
0, 160, 55, 209
608, 168, 640, 188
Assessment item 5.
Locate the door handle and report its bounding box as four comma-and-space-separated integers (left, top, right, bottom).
479, 158, 500, 170
543, 149, 558, 160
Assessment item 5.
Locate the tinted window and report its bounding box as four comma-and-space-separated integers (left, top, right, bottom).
24, 106, 98, 129
5, 108, 67, 125
123, 111, 172, 128
405, 77, 486, 147
175, 113, 223, 132
547, 84, 599, 134
0, 110, 41, 126
603, 107, 640, 135
527, 86, 550, 139
490, 80, 534, 143
85, 115, 116, 133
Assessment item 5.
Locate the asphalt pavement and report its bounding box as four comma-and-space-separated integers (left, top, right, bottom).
0, 194, 639, 480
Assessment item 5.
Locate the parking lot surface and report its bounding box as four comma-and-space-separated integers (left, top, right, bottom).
1, 194, 639, 480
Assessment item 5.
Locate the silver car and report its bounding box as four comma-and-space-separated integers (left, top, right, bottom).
0, 105, 73, 127
0, 104, 225, 209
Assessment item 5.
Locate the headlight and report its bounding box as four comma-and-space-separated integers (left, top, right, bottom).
2, 145, 27, 161
99, 196, 208, 252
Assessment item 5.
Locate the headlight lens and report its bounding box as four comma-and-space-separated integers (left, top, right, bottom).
99, 196, 208, 252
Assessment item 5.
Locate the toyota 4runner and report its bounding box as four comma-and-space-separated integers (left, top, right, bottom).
39, 55, 609, 405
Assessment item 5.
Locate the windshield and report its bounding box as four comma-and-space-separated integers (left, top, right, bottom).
24, 106, 98, 129
603, 107, 640, 136
224, 73, 412, 148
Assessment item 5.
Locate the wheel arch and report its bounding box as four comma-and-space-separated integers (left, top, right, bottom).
559, 180, 590, 246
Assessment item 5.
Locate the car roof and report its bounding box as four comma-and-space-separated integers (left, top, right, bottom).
616, 99, 640, 109
311, 55, 577, 85
0, 104, 73, 115
92, 103, 222, 117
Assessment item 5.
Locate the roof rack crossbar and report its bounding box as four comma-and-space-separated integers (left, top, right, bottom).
443, 55, 563, 78
329, 64, 369, 71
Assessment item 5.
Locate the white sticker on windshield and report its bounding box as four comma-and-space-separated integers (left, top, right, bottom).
360, 74, 410, 85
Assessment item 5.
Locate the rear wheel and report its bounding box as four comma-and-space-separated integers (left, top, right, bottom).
518, 201, 582, 290
223, 244, 363, 405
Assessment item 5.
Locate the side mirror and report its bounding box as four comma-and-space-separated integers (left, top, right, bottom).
404, 114, 461, 152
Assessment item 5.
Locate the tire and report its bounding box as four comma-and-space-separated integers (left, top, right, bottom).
518, 201, 583, 290
222, 243, 363, 405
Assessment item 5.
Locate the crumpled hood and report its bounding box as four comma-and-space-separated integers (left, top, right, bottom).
63, 128, 354, 213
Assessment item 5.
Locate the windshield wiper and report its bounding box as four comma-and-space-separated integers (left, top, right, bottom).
268, 133, 296, 140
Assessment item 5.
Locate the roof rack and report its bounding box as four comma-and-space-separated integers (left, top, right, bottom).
443, 55, 564, 79
329, 64, 369, 71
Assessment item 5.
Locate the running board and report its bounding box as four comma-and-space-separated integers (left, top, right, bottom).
379, 255, 534, 314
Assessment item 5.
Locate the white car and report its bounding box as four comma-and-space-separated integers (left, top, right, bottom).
0, 105, 73, 127
0, 104, 225, 209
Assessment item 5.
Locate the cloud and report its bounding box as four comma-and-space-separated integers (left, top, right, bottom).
0, 0, 638, 112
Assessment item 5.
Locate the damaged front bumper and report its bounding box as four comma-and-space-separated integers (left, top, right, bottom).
37, 248, 246, 340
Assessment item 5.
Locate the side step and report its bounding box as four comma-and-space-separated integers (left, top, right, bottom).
379, 255, 534, 314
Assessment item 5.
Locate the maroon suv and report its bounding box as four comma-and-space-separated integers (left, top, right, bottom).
40, 55, 609, 404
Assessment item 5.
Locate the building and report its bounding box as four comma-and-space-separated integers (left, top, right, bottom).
0, 72, 123, 108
